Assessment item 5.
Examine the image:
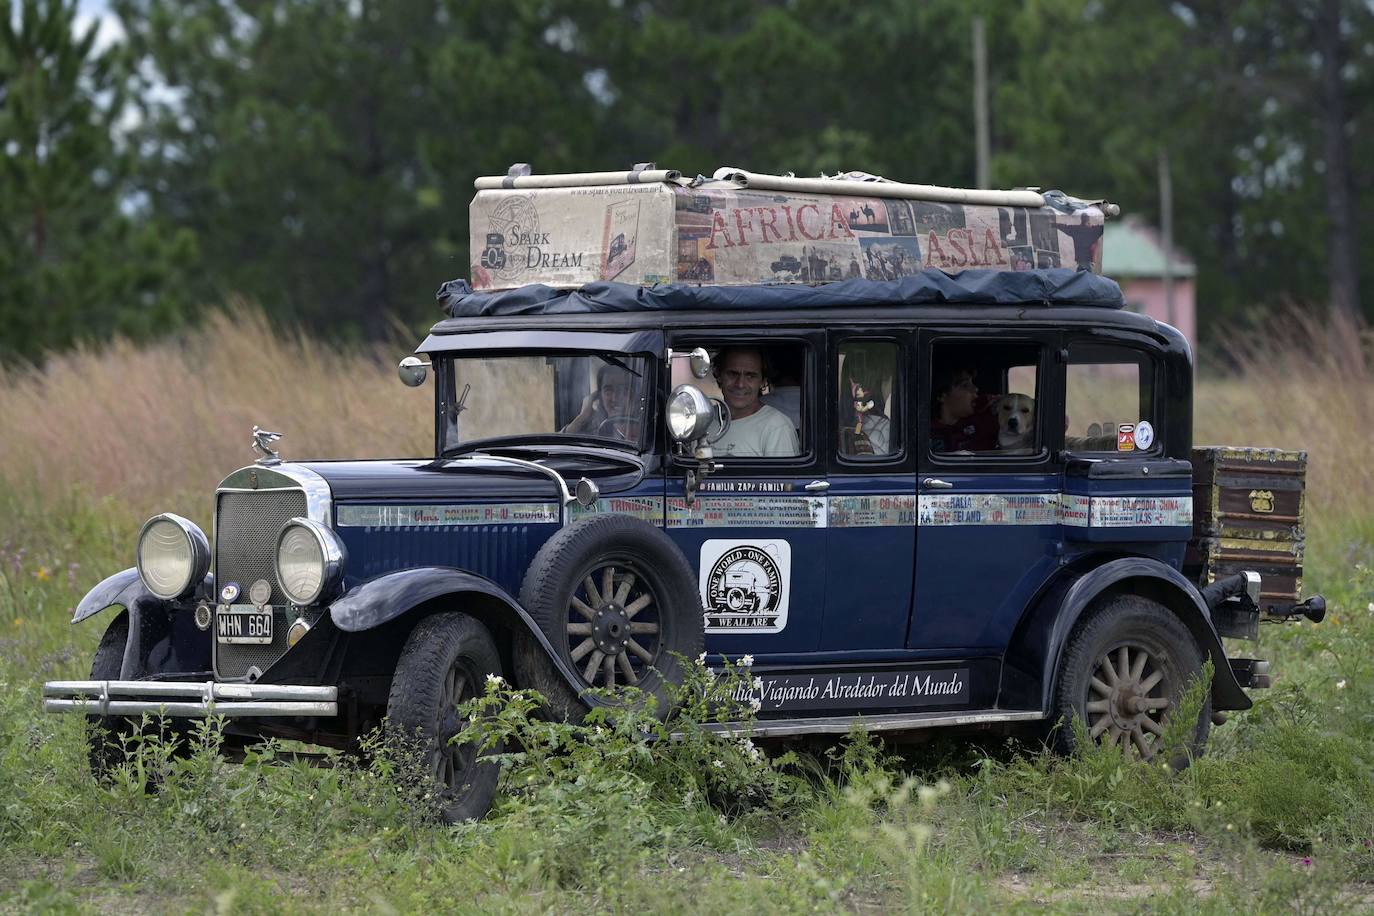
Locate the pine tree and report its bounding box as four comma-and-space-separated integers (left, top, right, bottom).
0, 0, 193, 362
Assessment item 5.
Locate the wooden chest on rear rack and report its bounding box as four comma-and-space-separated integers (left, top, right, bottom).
1185, 447, 1307, 615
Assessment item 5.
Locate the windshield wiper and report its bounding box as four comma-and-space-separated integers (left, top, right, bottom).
597, 354, 642, 377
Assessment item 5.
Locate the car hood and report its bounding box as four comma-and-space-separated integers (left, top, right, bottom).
290, 454, 648, 502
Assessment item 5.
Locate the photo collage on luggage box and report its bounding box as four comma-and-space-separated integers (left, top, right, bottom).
674, 185, 1105, 284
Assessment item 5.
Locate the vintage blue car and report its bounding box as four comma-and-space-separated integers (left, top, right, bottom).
44, 167, 1324, 822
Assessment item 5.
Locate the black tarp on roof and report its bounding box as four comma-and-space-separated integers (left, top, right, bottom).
437, 269, 1125, 318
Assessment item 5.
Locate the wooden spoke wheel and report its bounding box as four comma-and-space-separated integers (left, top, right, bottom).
515, 514, 703, 723
565, 558, 662, 689
1052, 595, 1211, 765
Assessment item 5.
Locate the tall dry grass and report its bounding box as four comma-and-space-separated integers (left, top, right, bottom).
1, 303, 1370, 570
1195, 310, 1374, 568
0, 306, 432, 523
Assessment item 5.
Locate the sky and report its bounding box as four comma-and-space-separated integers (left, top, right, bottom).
76, 0, 121, 51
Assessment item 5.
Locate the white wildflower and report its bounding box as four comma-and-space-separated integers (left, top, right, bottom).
485, 673, 504, 688
739, 654, 754, 668
1367, 602, 1373, 613
753, 676, 764, 690
1336, 679, 1347, 690
704, 667, 717, 681
712, 759, 725, 769
749, 698, 762, 713
696, 651, 708, 665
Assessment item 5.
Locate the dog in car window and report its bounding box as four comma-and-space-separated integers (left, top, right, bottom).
996, 393, 1036, 452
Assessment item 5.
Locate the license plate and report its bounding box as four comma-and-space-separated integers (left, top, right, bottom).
217, 606, 274, 644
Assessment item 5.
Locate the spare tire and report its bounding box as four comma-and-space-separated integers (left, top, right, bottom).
515, 514, 703, 721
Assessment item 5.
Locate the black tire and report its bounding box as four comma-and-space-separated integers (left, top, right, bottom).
514, 514, 704, 722
1051, 594, 1211, 763
386, 612, 504, 823
86, 611, 138, 780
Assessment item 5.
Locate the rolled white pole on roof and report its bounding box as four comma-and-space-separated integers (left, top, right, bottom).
474, 169, 682, 190
712, 166, 1048, 208
473, 164, 1119, 216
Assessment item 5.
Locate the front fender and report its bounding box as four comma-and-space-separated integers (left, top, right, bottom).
72, 568, 147, 623
72, 567, 214, 623
71, 568, 211, 677
1003, 557, 1251, 713
328, 567, 586, 696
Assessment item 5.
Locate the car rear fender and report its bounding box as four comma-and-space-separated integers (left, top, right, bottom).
328, 567, 585, 696
1002, 557, 1252, 713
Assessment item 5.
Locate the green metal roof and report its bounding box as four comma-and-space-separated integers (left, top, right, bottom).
1102, 217, 1196, 278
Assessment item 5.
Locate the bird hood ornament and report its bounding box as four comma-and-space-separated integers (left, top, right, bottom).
252, 426, 283, 465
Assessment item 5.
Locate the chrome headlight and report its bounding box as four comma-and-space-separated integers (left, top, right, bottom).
275, 518, 346, 606
667, 384, 714, 441
136, 513, 211, 600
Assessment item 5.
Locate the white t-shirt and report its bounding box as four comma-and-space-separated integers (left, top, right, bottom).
713, 404, 800, 458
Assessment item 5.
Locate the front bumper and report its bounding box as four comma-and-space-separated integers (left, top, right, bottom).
43, 680, 338, 718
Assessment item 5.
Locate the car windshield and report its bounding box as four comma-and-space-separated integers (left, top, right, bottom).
439, 352, 652, 454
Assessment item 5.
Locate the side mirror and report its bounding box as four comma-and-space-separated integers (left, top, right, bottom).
688, 347, 711, 379
398, 356, 430, 387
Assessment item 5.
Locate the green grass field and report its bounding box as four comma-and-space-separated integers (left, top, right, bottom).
1, 311, 1371, 913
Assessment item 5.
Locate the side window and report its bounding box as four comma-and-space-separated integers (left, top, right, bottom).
1064, 345, 1156, 454
837, 340, 901, 459
671, 344, 807, 459
928, 341, 1043, 457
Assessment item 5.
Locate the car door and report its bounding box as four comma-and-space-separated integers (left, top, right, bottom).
821, 332, 917, 651
663, 331, 829, 658
910, 329, 1064, 650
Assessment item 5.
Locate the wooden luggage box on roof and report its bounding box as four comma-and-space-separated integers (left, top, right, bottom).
468, 166, 1114, 292
1186, 446, 1307, 613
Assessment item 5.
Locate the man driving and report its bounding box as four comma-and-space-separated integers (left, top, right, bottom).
562, 364, 638, 439
710, 348, 800, 458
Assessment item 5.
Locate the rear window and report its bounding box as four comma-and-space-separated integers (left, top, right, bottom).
1064, 344, 1157, 454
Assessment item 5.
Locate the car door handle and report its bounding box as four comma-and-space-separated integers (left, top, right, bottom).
804, 480, 830, 492
922, 478, 954, 489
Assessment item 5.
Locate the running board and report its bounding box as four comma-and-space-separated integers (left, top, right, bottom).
696, 709, 1045, 739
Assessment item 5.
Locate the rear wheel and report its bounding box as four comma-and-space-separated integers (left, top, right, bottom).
1051, 595, 1211, 763
387, 612, 503, 823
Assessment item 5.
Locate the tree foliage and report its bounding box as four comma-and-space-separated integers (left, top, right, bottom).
0, 0, 192, 361
1, 0, 1372, 361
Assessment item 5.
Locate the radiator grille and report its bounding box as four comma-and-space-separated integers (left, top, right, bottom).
214, 488, 309, 679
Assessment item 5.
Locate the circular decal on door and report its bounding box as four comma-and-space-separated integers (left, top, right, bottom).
699, 540, 791, 633
1135, 420, 1155, 450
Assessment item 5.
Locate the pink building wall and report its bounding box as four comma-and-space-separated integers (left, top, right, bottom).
1119, 277, 1196, 352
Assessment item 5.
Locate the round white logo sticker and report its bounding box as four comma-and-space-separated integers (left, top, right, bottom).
1135, 420, 1155, 450
699, 539, 791, 633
